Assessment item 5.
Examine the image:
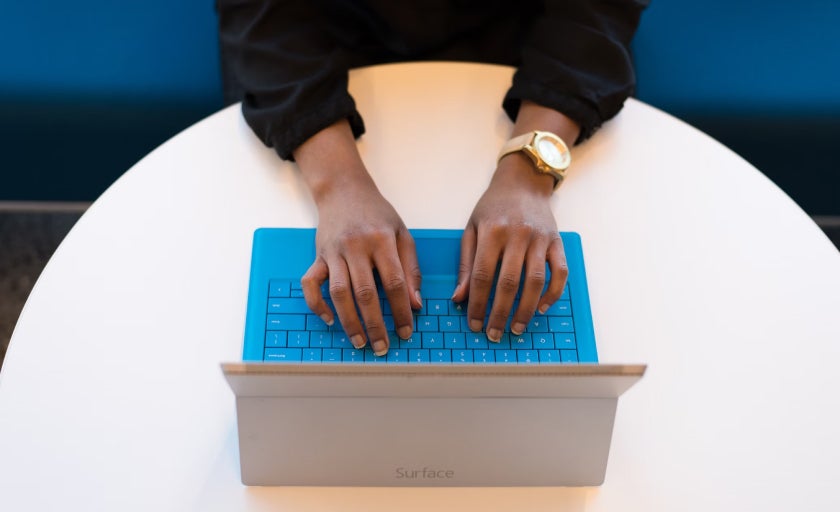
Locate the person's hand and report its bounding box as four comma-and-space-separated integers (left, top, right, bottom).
293, 120, 421, 357
301, 182, 421, 356
451, 153, 568, 341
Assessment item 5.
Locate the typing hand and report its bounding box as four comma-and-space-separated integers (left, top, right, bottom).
292, 120, 421, 357
451, 152, 568, 342
300, 182, 421, 356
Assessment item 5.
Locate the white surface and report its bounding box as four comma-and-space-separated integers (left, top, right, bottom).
2, 62, 839, 511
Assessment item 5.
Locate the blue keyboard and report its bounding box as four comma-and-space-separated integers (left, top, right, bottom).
242, 228, 598, 364
262, 276, 582, 364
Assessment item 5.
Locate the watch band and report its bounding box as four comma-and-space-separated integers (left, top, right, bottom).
498, 132, 538, 161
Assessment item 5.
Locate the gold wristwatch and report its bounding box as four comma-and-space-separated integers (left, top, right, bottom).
497, 130, 572, 189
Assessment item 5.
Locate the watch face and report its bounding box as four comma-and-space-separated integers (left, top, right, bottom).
534, 133, 571, 170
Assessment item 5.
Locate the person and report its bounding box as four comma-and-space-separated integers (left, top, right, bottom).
217, 0, 648, 357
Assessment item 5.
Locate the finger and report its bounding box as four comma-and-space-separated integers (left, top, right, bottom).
511, 237, 549, 335
373, 236, 414, 340
485, 233, 529, 342
346, 258, 389, 356
452, 226, 477, 303
301, 257, 334, 326
466, 227, 504, 336
327, 258, 367, 350
538, 237, 568, 313
396, 228, 423, 310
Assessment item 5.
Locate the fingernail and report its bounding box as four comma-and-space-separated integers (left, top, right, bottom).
511, 322, 525, 335
372, 339, 388, 356
320, 313, 334, 326
450, 282, 461, 301
351, 335, 366, 349
469, 319, 482, 332
538, 304, 549, 314
487, 328, 502, 342
398, 326, 412, 340
415, 290, 423, 305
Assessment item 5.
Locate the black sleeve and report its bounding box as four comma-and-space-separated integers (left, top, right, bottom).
217, 0, 364, 160
503, 0, 649, 143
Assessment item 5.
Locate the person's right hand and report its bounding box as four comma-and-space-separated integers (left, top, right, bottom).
293, 120, 422, 357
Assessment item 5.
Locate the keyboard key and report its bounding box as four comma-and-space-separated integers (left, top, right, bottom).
398, 333, 421, 349
416, 316, 438, 332
474, 350, 495, 363
452, 350, 473, 363
409, 349, 430, 363
264, 348, 301, 362
488, 334, 510, 349
332, 332, 353, 349
365, 350, 387, 363
265, 331, 287, 347
538, 350, 561, 363
517, 350, 539, 364
302, 349, 322, 363
466, 332, 489, 349
439, 316, 461, 332
554, 333, 576, 349
287, 331, 309, 348
510, 333, 532, 349
560, 285, 570, 300
532, 333, 553, 349
343, 348, 365, 362
268, 280, 291, 298
266, 314, 305, 331
306, 314, 330, 331
427, 300, 448, 315
527, 316, 550, 332
290, 288, 305, 298
387, 349, 408, 363
322, 349, 342, 362
449, 302, 467, 315
549, 317, 575, 333
444, 332, 466, 349
560, 350, 579, 362
268, 297, 311, 314
430, 349, 452, 363
422, 332, 444, 349
309, 332, 331, 348
544, 300, 572, 316
496, 350, 517, 364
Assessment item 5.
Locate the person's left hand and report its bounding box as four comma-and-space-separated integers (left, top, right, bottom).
451, 152, 568, 342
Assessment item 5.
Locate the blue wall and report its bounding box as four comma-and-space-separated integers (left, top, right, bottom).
634, 0, 840, 114
0, 0, 221, 103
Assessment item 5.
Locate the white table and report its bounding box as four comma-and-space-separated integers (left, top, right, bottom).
2, 63, 839, 511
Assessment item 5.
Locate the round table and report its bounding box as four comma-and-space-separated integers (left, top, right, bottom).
2, 63, 839, 511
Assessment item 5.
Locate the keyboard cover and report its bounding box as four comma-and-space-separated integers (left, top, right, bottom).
242, 229, 597, 364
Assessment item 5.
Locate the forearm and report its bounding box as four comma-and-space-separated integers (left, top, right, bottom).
292, 119, 377, 205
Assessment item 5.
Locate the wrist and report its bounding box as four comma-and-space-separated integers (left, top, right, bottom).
292, 119, 378, 206
492, 153, 555, 198
308, 165, 377, 207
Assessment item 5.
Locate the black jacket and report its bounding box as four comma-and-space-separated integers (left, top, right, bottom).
217, 0, 648, 159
